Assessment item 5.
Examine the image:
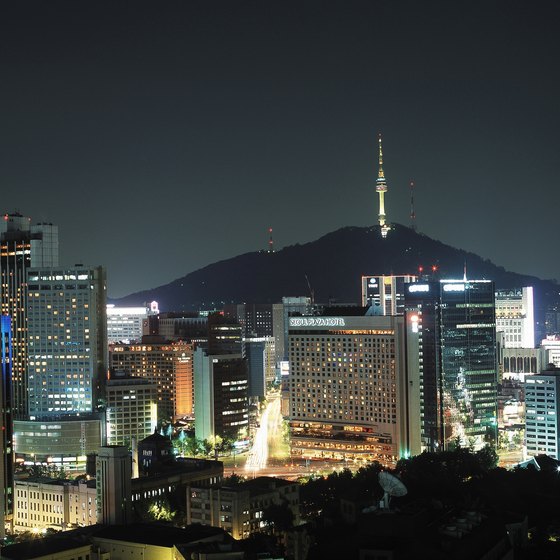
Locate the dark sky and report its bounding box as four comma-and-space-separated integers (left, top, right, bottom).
2, 1, 559, 298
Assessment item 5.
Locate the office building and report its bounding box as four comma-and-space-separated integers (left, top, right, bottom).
288, 311, 409, 466
541, 336, 560, 368
186, 476, 300, 540
361, 274, 417, 314
105, 374, 157, 447
245, 336, 276, 399
152, 313, 208, 341
110, 338, 194, 421
107, 303, 158, 344
525, 366, 560, 459
13, 418, 103, 469
495, 287, 535, 348
405, 279, 498, 452
194, 349, 249, 443
224, 303, 274, 337
0, 316, 12, 537
272, 296, 312, 363
0, 213, 59, 417
26, 266, 107, 419
502, 347, 545, 382
96, 446, 132, 525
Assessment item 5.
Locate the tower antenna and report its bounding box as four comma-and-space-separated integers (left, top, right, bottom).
268, 227, 274, 253
410, 180, 417, 232
376, 134, 390, 238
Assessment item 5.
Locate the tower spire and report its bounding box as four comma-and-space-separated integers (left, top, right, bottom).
268, 227, 274, 253
376, 133, 390, 238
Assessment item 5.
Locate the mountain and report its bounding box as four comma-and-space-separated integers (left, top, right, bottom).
112, 224, 558, 314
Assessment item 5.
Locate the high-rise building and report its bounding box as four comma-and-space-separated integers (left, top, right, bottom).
109, 338, 194, 421
525, 365, 560, 459
105, 374, 158, 447
495, 287, 535, 348
540, 336, 560, 368
405, 279, 498, 452
0, 212, 59, 417
26, 266, 107, 419
224, 303, 274, 338
193, 349, 249, 443
0, 315, 13, 537
288, 311, 409, 466
96, 446, 132, 525
361, 274, 418, 314
245, 336, 276, 399
272, 297, 312, 363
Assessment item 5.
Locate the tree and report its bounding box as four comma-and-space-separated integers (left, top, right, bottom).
262, 501, 294, 533
185, 435, 202, 457
475, 444, 499, 471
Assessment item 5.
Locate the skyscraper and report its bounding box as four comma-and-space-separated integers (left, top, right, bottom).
0, 315, 13, 537
405, 279, 498, 451
26, 266, 107, 418
0, 213, 59, 416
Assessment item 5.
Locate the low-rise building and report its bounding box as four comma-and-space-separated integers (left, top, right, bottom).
13, 477, 97, 532
186, 476, 299, 539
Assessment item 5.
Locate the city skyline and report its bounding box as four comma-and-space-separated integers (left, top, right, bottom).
2, 1, 559, 298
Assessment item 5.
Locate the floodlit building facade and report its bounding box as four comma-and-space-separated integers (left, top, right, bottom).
495, 287, 535, 348
288, 312, 409, 466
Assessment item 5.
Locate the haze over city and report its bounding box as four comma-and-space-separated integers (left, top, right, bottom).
2, 1, 559, 298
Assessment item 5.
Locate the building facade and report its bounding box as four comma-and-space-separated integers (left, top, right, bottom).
525, 366, 560, 459
186, 476, 299, 540
0, 213, 59, 417
194, 349, 249, 443
107, 304, 151, 344
495, 287, 535, 349
109, 338, 194, 421
96, 446, 132, 525
288, 313, 409, 466
105, 375, 157, 447
361, 274, 417, 314
26, 266, 107, 419
0, 315, 12, 536
405, 279, 498, 452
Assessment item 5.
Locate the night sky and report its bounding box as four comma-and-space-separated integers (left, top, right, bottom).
2, 1, 559, 298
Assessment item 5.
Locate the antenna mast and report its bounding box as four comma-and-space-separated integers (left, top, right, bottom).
268, 227, 274, 253
410, 181, 417, 232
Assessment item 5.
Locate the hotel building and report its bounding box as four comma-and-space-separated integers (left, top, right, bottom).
288, 311, 409, 466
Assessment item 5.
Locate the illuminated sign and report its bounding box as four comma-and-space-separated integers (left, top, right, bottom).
289, 317, 346, 327
443, 283, 465, 292
280, 361, 290, 376
410, 314, 419, 333
408, 284, 429, 293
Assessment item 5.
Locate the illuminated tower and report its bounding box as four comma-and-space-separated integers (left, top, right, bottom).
376, 135, 390, 238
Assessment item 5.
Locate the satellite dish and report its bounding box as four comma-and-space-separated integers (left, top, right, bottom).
378, 471, 407, 509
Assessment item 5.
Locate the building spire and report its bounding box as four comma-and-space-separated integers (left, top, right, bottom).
376, 133, 390, 238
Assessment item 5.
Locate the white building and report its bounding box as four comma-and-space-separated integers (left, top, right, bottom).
525, 366, 560, 459
13, 477, 97, 532
107, 303, 157, 344
541, 336, 560, 368
495, 287, 535, 348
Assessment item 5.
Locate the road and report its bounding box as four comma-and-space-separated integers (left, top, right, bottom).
245, 394, 282, 474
